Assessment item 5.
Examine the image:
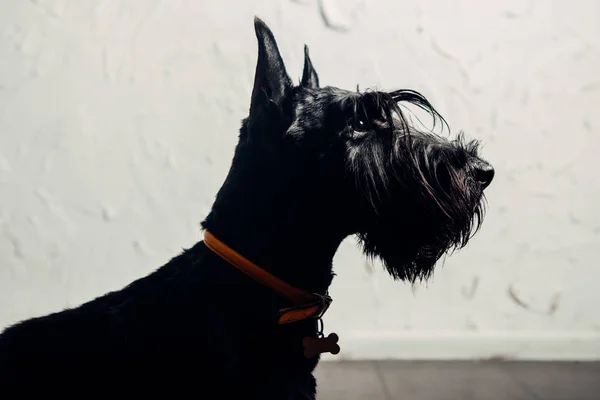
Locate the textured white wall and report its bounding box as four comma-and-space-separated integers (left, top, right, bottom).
1, 0, 599, 360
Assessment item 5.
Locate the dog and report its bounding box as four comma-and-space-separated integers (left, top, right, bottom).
0, 17, 494, 398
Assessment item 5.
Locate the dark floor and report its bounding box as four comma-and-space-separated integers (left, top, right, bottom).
314, 361, 600, 400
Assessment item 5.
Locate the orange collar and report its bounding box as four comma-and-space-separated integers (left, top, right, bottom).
203, 230, 332, 324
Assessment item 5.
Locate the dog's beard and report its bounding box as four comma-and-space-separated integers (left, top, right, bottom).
346, 91, 487, 282
355, 188, 486, 283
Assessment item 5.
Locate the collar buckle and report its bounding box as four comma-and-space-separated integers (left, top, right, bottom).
277, 293, 332, 324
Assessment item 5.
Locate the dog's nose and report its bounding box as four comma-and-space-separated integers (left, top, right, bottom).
474, 160, 494, 190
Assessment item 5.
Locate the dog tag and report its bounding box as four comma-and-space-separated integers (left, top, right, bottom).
302, 333, 340, 358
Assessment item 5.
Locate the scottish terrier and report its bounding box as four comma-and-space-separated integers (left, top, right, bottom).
0, 17, 494, 398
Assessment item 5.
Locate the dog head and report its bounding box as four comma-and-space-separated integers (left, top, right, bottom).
208, 18, 494, 282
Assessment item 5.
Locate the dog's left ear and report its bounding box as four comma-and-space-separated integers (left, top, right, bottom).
301, 45, 319, 89
250, 17, 293, 115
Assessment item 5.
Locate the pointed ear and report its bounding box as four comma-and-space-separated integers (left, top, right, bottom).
250, 17, 293, 115
301, 45, 320, 88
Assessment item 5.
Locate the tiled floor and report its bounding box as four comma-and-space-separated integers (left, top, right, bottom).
314, 361, 600, 400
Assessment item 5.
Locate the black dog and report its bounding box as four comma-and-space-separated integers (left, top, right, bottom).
0, 17, 494, 398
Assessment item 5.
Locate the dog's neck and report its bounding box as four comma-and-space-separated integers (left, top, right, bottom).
202, 181, 350, 295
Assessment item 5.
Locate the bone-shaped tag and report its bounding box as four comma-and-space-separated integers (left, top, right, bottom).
302, 333, 340, 358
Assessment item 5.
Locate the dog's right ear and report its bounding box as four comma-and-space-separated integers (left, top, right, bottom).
301, 45, 319, 89
250, 17, 293, 116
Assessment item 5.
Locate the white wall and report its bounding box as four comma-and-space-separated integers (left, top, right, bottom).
1, 0, 599, 361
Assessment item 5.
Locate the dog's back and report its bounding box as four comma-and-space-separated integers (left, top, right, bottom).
0, 242, 209, 388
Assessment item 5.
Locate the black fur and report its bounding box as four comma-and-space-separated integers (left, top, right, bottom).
0, 17, 494, 398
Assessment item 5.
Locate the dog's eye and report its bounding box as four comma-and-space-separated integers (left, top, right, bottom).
352, 118, 367, 133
